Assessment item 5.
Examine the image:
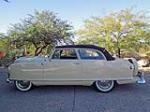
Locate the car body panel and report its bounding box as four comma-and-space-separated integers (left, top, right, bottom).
43, 59, 82, 80
9, 57, 44, 80
8, 45, 145, 86
79, 59, 133, 80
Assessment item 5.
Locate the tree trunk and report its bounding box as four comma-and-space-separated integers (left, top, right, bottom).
35, 47, 43, 56
34, 45, 47, 56
116, 39, 121, 58
117, 47, 121, 58
23, 45, 27, 56
34, 48, 40, 56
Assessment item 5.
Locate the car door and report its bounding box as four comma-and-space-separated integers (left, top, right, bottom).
77, 48, 107, 80
78, 48, 133, 80
43, 48, 82, 81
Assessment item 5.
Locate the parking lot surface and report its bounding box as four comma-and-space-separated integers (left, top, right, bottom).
0, 68, 150, 112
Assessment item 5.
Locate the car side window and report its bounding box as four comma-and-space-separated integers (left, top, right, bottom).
52, 49, 78, 60
52, 50, 60, 59
78, 49, 105, 60
60, 49, 77, 59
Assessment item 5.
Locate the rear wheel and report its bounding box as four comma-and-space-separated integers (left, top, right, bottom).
95, 80, 115, 92
15, 80, 32, 92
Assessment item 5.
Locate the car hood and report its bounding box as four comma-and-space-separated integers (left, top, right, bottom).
14, 56, 44, 63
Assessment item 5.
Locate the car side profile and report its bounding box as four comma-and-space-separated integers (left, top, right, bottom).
7, 45, 145, 92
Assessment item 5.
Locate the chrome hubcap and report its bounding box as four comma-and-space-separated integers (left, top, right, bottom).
17, 81, 30, 89
97, 80, 113, 89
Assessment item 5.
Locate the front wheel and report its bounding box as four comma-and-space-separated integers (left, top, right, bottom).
95, 80, 115, 92
15, 80, 32, 92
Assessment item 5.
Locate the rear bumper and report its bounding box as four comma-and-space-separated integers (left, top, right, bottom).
136, 71, 146, 84
117, 71, 146, 84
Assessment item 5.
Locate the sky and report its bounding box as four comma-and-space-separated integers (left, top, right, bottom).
0, 0, 150, 34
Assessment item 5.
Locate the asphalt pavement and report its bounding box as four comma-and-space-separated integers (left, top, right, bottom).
0, 68, 150, 112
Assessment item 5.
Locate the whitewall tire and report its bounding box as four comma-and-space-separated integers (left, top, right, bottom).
95, 80, 115, 92
15, 80, 32, 92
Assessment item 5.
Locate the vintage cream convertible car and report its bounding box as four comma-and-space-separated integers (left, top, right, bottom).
7, 45, 145, 92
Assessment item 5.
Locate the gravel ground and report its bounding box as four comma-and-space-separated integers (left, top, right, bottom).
0, 68, 150, 112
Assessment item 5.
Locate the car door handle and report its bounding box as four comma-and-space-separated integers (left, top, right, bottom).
74, 62, 80, 65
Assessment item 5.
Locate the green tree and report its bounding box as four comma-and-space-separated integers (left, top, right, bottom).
77, 9, 150, 57
0, 33, 10, 53
9, 10, 73, 56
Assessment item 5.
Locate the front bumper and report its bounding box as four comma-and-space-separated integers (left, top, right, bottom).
6, 73, 13, 83
136, 71, 146, 84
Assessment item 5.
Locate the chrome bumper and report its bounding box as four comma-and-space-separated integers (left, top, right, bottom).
6, 78, 12, 83
137, 72, 146, 84
6, 73, 12, 83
